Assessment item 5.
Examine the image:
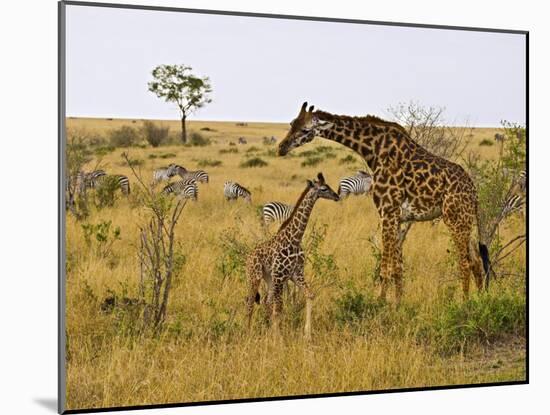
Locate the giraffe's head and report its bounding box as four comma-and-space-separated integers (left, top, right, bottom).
307, 172, 339, 202
278, 102, 334, 156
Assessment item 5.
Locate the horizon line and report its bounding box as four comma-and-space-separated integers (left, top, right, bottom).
66, 115, 518, 129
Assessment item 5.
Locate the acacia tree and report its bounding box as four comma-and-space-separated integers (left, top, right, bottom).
148, 64, 212, 144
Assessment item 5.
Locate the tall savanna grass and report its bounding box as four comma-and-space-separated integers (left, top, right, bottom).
64, 118, 526, 410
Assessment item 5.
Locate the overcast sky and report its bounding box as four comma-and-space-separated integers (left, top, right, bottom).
65, 5, 526, 126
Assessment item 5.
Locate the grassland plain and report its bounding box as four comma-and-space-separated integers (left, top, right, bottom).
64, 118, 526, 410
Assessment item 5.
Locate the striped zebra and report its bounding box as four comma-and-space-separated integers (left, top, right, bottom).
161, 179, 198, 200
494, 133, 506, 143
85, 171, 130, 195
338, 171, 373, 199
224, 181, 251, 202
515, 170, 527, 194
503, 193, 525, 217
238, 137, 247, 144
173, 165, 209, 183
262, 202, 293, 225
152, 164, 177, 185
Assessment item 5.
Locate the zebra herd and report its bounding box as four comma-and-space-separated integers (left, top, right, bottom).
261, 170, 373, 225
69, 162, 526, 227
152, 163, 209, 201
68, 169, 130, 196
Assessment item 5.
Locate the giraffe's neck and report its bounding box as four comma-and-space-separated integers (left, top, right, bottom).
313, 111, 389, 170
280, 191, 317, 245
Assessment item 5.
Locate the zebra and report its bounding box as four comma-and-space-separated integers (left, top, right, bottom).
85, 171, 130, 195
172, 165, 209, 183
338, 172, 373, 199
503, 193, 525, 217
515, 170, 527, 194
262, 202, 293, 225
494, 133, 506, 143
238, 137, 247, 144
224, 181, 251, 202
152, 164, 177, 185
161, 179, 198, 200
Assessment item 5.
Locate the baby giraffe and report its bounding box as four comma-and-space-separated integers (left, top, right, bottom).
246, 173, 339, 339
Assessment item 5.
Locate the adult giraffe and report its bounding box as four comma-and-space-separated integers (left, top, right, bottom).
278, 102, 490, 302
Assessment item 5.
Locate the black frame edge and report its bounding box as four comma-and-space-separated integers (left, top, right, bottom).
61, 0, 528, 35
58, 1, 67, 413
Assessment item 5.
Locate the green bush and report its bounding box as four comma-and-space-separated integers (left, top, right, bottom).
333, 284, 384, 325
215, 229, 250, 281
298, 150, 317, 158
429, 291, 526, 353
94, 176, 121, 208
93, 145, 116, 157
109, 126, 139, 148
246, 146, 261, 153
197, 158, 222, 167
340, 155, 358, 164
188, 131, 211, 146
240, 157, 268, 168
479, 139, 494, 146
159, 152, 177, 159
301, 156, 323, 167
142, 120, 169, 147
219, 148, 239, 154
81, 220, 121, 260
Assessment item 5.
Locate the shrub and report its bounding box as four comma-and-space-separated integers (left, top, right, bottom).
148, 154, 158, 159
246, 146, 261, 153
298, 150, 316, 158
429, 291, 526, 354
301, 156, 323, 167
333, 284, 384, 325
304, 223, 338, 283
142, 120, 169, 147
109, 126, 139, 147
340, 155, 358, 164
188, 131, 211, 146
197, 158, 222, 167
479, 139, 494, 146
93, 145, 116, 157
215, 228, 250, 281
200, 127, 216, 132
159, 152, 177, 159
240, 157, 268, 168
122, 158, 144, 168
94, 176, 121, 208
219, 148, 239, 154
81, 220, 121, 260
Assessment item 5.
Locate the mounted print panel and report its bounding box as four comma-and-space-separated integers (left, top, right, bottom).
59, 1, 527, 413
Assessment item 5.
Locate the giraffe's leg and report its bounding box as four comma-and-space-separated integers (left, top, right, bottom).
451, 230, 473, 299
245, 258, 263, 330
443, 196, 476, 300
379, 212, 401, 303
469, 239, 485, 291
270, 280, 284, 338
292, 267, 314, 341
394, 229, 404, 304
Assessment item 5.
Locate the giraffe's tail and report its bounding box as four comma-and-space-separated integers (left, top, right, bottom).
478, 242, 491, 289
476, 202, 491, 290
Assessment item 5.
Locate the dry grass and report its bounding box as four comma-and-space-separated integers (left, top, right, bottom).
64, 118, 526, 410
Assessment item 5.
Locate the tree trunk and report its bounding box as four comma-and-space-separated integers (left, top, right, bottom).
180, 114, 187, 144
